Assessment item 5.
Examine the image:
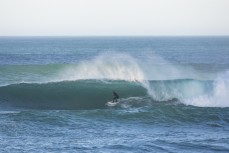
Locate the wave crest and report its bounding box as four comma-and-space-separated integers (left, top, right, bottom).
57, 53, 146, 82
185, 71, 229, 107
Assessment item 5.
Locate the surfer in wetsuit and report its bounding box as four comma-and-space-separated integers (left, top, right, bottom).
113, 91, 119, 102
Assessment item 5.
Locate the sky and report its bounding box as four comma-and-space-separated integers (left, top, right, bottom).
0, 0, 229, 36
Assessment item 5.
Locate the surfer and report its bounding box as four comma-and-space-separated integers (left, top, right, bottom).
112, 91, 119, 102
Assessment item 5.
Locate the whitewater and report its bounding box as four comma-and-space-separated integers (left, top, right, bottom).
1, 52, 229, 109
0, 36, 229, 152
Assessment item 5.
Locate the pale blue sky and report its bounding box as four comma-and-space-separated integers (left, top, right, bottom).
0, 0, 229, 36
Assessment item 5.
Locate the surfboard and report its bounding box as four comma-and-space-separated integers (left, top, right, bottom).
106, 101, 119, 107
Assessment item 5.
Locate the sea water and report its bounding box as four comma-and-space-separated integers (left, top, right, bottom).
0, 36, 229, 152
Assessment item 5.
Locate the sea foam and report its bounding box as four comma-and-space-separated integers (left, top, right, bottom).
185, 71, 229, 107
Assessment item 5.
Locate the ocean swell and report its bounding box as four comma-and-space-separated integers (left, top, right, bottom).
0, 80, 147, 109
0, 77, 228, 109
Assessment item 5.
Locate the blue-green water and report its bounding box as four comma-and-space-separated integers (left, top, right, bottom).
0, 37, 229, 152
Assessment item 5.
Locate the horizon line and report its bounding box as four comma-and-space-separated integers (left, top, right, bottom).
0, 35, 229, 37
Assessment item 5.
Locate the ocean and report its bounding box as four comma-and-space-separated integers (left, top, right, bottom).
0, 36, 229, 152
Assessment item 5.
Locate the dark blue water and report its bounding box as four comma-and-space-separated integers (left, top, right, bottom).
0, 37, 229, 152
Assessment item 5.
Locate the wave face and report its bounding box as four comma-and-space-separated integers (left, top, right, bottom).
1, 76, 229, 109
0, 80, 147, 109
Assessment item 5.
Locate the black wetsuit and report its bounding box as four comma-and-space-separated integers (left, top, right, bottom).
113, 92, 119, 102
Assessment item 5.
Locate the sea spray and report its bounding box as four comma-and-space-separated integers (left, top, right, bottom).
146, 79, 209, 101
186, 71, 229, 107
57, 53, 146, 81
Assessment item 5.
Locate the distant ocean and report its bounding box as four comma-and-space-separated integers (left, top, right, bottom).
0, 36, 229, 152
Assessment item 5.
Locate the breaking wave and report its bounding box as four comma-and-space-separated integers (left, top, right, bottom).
0, 77, 228, 109
0, 53, 228, 109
